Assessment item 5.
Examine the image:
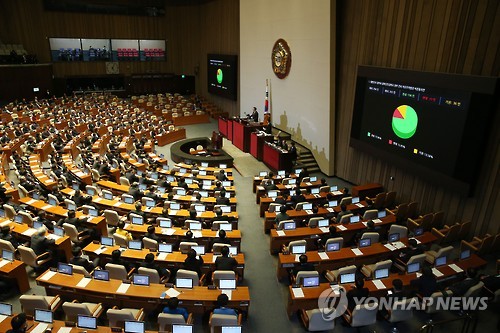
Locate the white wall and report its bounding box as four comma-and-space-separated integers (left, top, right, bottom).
240, 0, 331, 172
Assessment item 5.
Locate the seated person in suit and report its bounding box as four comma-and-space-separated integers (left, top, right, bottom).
115, 221, 133, 241
215, 246, 238, 272
216, 169, 228, 182
6, 313, 28, 333
275, 190, 290, 206
1, 225, 20, 248
316, 225, 342, 250
128, 182, 143, 201
183, 248, 204, 278
72, 189, 91, 207
398, 238, 424, 263
57, 210, 89, 233
346, 277, 370, 311
36, 210, 54, 231
144, 225, 159, 241
214, 293, 238, 317
446, 268, 479, 297
291, 254, 316, 277
275, 205, 290, 226
212, 229, 231, 247
216, 190, 230, 206
70, 246, 99, 273
410, 266, 438, 297
162, 297, 189, 320
264, 179, 278, 192
381, 278, 411, 317
140, 253, 169, 279
129, 202, 146, 219
354, 220, 380, 244
110, 249, 132, 272
31, 227, 55, 256
290, 186, 306, 205
214, 181, 224, 192
335, 204, 352, 223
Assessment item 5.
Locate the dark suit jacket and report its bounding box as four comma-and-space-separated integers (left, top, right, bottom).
183, 257, 204, 277
410, 274, 438, 297
215, 256, 238, 271
347, 287, 369, 311
30, 234, 55, 255
216, 196, 230, 206
292, 263, 315, 277
448, 277, 479, 297
70, 255, 95, 273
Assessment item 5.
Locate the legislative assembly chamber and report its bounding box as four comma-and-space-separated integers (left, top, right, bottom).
0, 1, 498, 333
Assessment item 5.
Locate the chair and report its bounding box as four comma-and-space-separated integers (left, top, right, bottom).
425, 245, 454, 264
104, 209, 125, 228
64, 199, 77, 210
19, 211, 34, 226
343, 302, 378, 329
212, 242, 231, 254
91, 169, 101, 182
119, 177, 130, 186
81, 205, 96, 215
158, 312, 194, 332
361, 259, 392, 278
461, 234, 494, 256
106, 307, 144, 328
102, 190, 113, 200
268, 203, 281, 213
0, 239, 16, 253
86, 185, 100, 196
18, 245, 52, 273
62, 300, 103, 322
387, 203, 408, 222
137, 267, 169, 284
113, 233, 129, 247
339, 196, 352, 206
360, 232, 379, 244
388, 225, 408, 239
431, 223, 460, 245
367, 192, 386, 209
430, 211, 445, 229
406, 201, 419, 219
63, 223, 90, 245
319, 186, 330, 193
394, 253, 426, 272
142, 197, 155, 207
338, 213, 353, 224
212, 270, 236, 285
18, 184, 30, 198
142, 237, 158, 251
209, 313, 242, 333
277, 219, 295, 230
463, 281, 484, 298
408, 213, 433, 232
121, 193, 134, 203
176, 269, 205, 286
325, 265, 357, 283
457, 221, 472, 240
4, 204, 16, 219
179, 242, 198, 254
385, 298, 416, 331
105, 263, 133, 280
286, 240, 307, 253
307, 217, 323, 228
362, 209, 378, 220
325, 237, 344, 250
70, 264, 92, 278
212, 221, 230, 231
300, 308, 335, 331
384, 191, 397, 208
19, 295, 62, 316
60, 175, 68, 188
295, 202, 310, 211
294, 271, 319, 286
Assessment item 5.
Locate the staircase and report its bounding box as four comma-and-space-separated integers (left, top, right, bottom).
296, 145, 320, 173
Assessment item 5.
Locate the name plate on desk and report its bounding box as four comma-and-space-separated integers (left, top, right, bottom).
76, 277, 92, 288
449, 264, 464, 273
40, 270, 57, 281
116, 283, 130, 294
318, 252, 329, 260
432, 268, 444, 277
276, 230, 286, 237
337, 225, 347, 231
351, 248, 363, 256
372, 279, 386, 289
292, 287, 305, 298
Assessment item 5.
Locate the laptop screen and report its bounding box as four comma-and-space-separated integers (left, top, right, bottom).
203, 180, 212, 186
54, 225, 64, 238
460, 249, 471, 260
199, 191, 209, 198
124, 196, 134, 204
310, 176, 317, 182
377, 210, 387, 218
128, 240, 142, 250
374, 268, 389, 279
222, 181, 231, 187
195, 205, 205, 212
330, 185, 338, 192
124, 321, 145, 333
33, 192, 40, 200
58, 262, 73, 275
188, 222, 202, 230
138, 184, 147, 191
291, 245, 306, 254
218, 279, 237, 290
185, 178, 193, 184
131, 215, 143, 225
219, 223, 232, 231
157, 186, 166, 194
176, 278, 193, 289
326, 242, 340, 252
0, 302, 12, 316
162, 164, 169, 170
198, 170, 207, 176
48, 198, 57, 206
132, 274, 149, 286
172, 324, 193, 333
302, 203, 313, 210
414, 228, 424, 236
158, 243, 173, 253
101, 236, 114, 247
34, 309, 53, 323
268, 191, 277, 198
1, 250, 14, 261
228, 246, 238, 256
311, 188, 320, 194
170, 203, 181, 210
200, 162, 209, 167
191, 245, 205, 255
435, 256, 447, 267
137, 171, 143, 177
221, 206, 232, 213
77, 315, 97, 329
350, 215, 360, 223
145, 199, 155, 207
167, 176, 176, 182
104, 192, 113, 200
359, 238, 371, 248
93, 270, 109, 281
283, 222, 296, 230
14, 215, 23, 223
89, 208, 99, 217
407, 262, 420, 274
294, 168, 303, 174
177, 189, 186, 196
67, 202, 76, 211
277, 170, 286, 176
352, 197, 360, 204
33, 221, 43, 230
329, 200, 338, 207
86, 188, 95, 196
150, 172, 158, 180
259, 171, 268, 177
340, 273, 356, 284
72, 183, 80, 191
289, 179, 297, 185
302, 276, 320, 287
219, 164, 227, 169
158, 218, 172, 228
389, 233, 400, 242
318, 219, 329, 228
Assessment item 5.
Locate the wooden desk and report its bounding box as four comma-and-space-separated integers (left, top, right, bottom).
268, 215, 396, 254
28, 155, 58, 189
352, 183, 384, 200
156, 128, 187, 146
173, 113, 210, 126
255, 179, 324, 204
83, 243, 245, 278
61, 154, 92, 185
259, 191, 344, 217
0, 259, 30, 293
252, 173, 300, 193
276, 233, 437, 281
174, 162, 233, 176
36, 270, 251, 314
263, 142, 292, 172
250, 131, 273, 160
35, 136, 55, 161
286, 254, 488, 316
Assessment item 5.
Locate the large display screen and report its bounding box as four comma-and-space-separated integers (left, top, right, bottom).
207, 54, 237, 100
350, 66, 498, 194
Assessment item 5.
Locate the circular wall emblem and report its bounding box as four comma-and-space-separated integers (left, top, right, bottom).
272, 39, 291, 79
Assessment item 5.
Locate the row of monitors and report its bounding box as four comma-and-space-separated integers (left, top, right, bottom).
7, 307, 240, 333
259, 168, 305, 177
277, 210, 386, 231
298, 249, 473, 288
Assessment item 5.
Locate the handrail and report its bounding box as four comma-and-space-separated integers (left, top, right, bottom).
419, 313, 477, 333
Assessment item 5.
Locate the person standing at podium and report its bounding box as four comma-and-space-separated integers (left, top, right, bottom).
249, 107, 259, 122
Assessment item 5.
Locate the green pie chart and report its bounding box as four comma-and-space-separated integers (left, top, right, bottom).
216, 68, 223, 84
392, 105, 418, 139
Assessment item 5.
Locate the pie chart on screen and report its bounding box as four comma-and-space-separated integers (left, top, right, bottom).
392, 105, 418, 139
